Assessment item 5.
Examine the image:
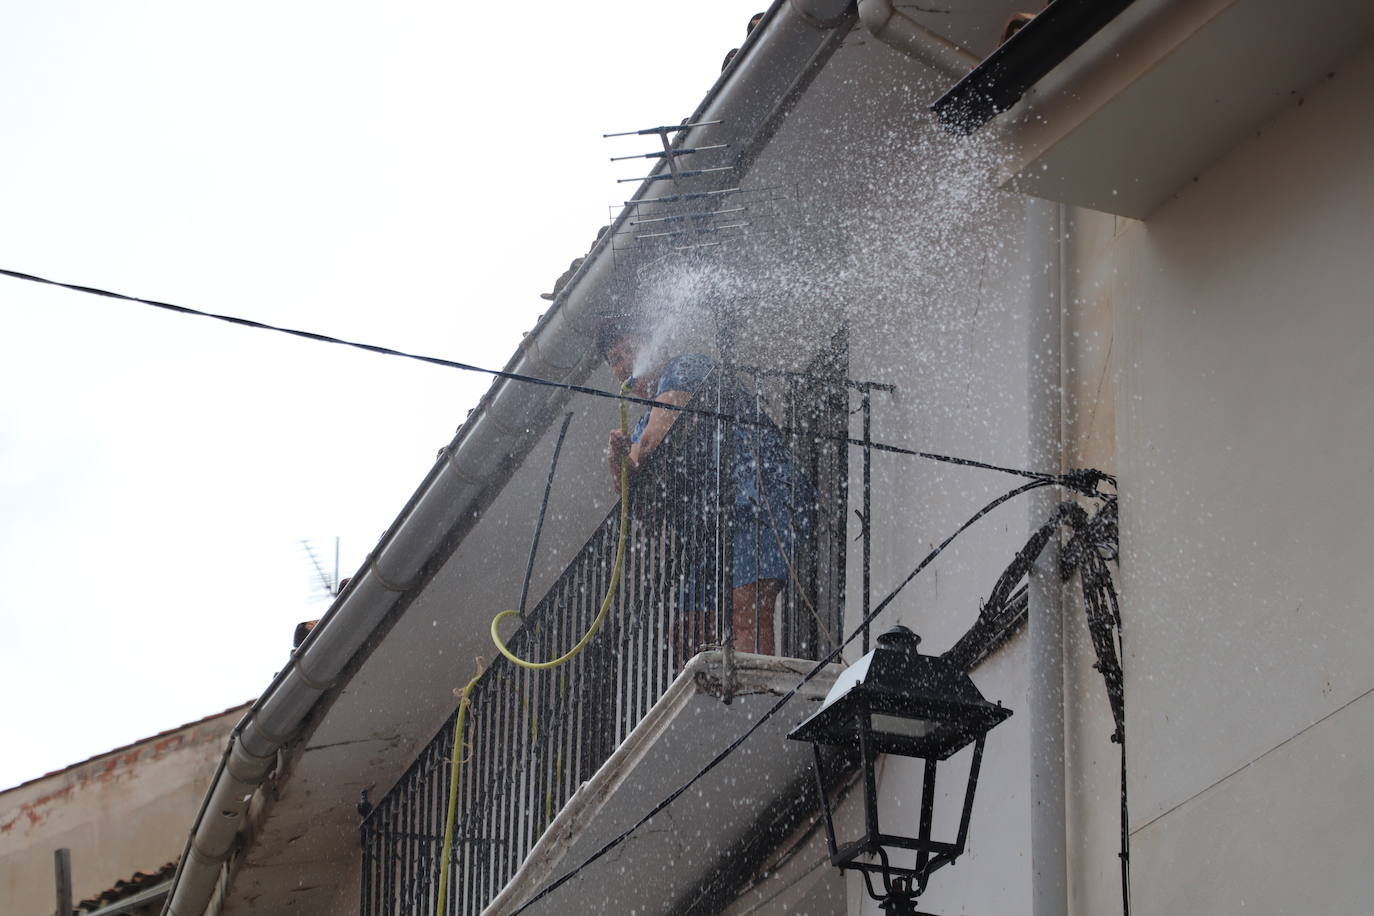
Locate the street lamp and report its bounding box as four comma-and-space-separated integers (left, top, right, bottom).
787, 626, 1013, 915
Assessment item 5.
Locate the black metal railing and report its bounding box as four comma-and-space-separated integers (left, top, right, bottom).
361, 365, 849, 916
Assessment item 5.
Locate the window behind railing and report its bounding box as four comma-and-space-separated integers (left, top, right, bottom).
360, 357, 849, 916
743, 332, 850, 661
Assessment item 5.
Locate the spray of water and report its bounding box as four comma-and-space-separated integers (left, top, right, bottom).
613, 87, 1014, 397
625, 257, 747, 380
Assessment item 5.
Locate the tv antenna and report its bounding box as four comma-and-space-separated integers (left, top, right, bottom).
301, 537, 341, 601
602, 119, 789, 269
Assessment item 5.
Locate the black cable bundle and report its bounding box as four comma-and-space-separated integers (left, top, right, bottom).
946, 493, 1129, 916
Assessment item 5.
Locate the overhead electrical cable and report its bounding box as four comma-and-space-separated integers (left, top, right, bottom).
0, 265, 1079, 487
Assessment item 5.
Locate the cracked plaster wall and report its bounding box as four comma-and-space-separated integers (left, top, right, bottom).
0, 706, 243, 915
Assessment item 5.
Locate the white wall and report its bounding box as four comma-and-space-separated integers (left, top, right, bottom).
1091, 32, 1374, 916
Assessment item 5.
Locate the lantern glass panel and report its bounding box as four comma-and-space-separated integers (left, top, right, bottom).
870, 713, 939, 740
822, 727, 885, 870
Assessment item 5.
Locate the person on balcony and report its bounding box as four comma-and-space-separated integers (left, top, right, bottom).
599, 318, 816, 658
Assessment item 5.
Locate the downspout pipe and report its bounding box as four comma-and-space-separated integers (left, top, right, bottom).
162, 2, 854, 914
856, 0, 980, 79
1027, 199, 1068, 916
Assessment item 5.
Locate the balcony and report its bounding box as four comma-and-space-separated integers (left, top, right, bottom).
359, 363, 860, 915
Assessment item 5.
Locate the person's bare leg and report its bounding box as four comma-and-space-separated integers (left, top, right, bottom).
731, 578, 783, 654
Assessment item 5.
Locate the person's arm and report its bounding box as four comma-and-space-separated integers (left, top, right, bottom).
607, 354, 711, 492
607, 428, 631, 494
628, 389, 692, 468
604, 390, 688, 495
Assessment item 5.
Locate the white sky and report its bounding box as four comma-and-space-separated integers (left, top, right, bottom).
0, 0, 759, 790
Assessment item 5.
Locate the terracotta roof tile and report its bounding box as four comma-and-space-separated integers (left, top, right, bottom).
76, 861, 177, 912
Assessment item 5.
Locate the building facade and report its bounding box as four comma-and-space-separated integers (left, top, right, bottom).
0, 705, 246, 915
162, 1, 1374, 914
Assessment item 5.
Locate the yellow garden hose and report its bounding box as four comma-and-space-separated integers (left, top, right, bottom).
435, 671, 480, 915
435, 385, 633, 915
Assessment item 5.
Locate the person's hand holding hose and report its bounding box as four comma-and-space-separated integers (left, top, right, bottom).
607, 428, 634, 495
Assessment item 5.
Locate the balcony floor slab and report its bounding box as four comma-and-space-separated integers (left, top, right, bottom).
483, 650, 845, 916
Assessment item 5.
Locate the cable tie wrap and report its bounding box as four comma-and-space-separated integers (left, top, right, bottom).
1060, 467, 1116, 497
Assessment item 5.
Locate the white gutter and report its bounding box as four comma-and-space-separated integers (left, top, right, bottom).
856, 0, 980, 78
162, 2, 853, 914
